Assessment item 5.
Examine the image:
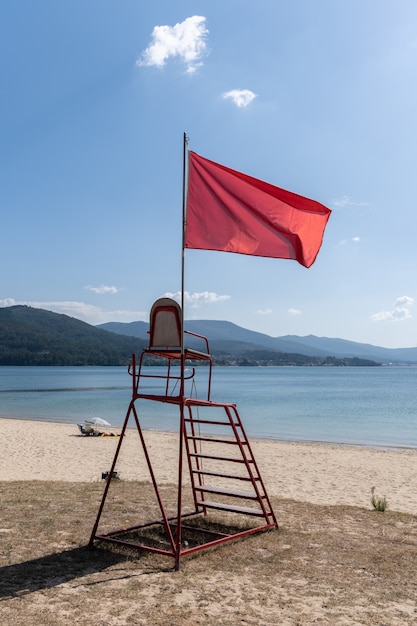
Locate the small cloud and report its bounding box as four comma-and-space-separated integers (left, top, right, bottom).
332, 195, 369, 210
164, 290, 230, 307
256, 308, 272, 315
222, 89, 257, 108
337, 236, 362, 247
371, 296, 413, 322
85, 285, 119, 295
371, 308, 412, 322
332, 195, 352, 209
137, 16, 208, 74
288, 308, 302, 316
0, 298, 17, 307
395, 295, 414, 307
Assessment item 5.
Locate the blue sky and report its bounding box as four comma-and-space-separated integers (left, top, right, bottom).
1, 1, 417, 348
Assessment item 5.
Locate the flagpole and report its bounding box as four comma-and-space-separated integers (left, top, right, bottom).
175, 131, 188, 569
181, 131, 188, 387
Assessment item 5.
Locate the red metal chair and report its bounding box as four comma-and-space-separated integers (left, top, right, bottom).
133, 297, 213, 400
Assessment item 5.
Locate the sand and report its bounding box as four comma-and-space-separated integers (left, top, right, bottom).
1, 417, 417, 515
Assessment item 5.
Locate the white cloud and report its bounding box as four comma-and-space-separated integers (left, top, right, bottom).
371, 296, 413, 322
0, 298, 146, 325
256, 308, 272, 315
163, 290, 230, 307
288, 308, 302, 316
371, 308, 412, 322
85, 284, 119, 295
332, 195, 369, 210
137, 16, 208, 74
337, 236, 362, 247
0, 297, 16, 307
395, 295, 414, 307
222, 89, 257, 108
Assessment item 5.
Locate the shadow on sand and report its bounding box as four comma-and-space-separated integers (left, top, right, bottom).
0, 545, 170, 599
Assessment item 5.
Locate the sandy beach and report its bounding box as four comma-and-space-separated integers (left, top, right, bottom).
2, 416, 417, 625
1, 417, 417, 515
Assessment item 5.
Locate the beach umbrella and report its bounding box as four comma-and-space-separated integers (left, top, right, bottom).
84, 417, 111, 427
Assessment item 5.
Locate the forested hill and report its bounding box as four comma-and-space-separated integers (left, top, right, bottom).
0, 305, 144, 365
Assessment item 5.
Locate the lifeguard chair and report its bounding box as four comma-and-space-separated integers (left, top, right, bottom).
135, 297, 213, 400
89, 298, 278, 570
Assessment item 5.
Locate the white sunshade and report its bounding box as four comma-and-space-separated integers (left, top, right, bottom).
84, 417, 111, 427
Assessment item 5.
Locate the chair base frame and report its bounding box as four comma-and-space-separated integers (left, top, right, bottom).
89, 355, 278, 570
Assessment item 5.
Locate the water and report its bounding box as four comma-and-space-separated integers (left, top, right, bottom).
0, 365, 416, 449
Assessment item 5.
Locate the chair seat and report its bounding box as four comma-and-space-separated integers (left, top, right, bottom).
148, 347, 210, 360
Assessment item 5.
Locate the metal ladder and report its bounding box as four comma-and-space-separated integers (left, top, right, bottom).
183, 398, 277, 526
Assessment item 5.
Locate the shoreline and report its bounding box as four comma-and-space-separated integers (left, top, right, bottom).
2, 415, 416, 453
1, 417, 417, 515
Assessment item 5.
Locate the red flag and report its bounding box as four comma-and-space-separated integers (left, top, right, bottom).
185, 151, 331, 268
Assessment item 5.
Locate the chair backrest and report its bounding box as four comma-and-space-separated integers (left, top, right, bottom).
149, 298, 182, 349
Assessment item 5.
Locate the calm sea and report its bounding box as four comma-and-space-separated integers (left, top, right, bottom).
0, 365, 416, 449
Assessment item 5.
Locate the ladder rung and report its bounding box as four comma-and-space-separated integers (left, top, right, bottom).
192, 469, 257, 481
189, 453, 253, 463
194, 485, 259, 499
184, 418, 241, 427
186, 436, 247, 445
197, 501, 266, 517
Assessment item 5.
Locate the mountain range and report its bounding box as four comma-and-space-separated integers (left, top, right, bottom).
98, 319, 417, 364
0, 305, 415, 366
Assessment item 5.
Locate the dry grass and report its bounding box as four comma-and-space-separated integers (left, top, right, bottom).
1, 480, 417, 625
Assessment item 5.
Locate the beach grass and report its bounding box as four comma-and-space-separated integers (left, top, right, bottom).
1, 481, 417, 625
371, 485, 389, 512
